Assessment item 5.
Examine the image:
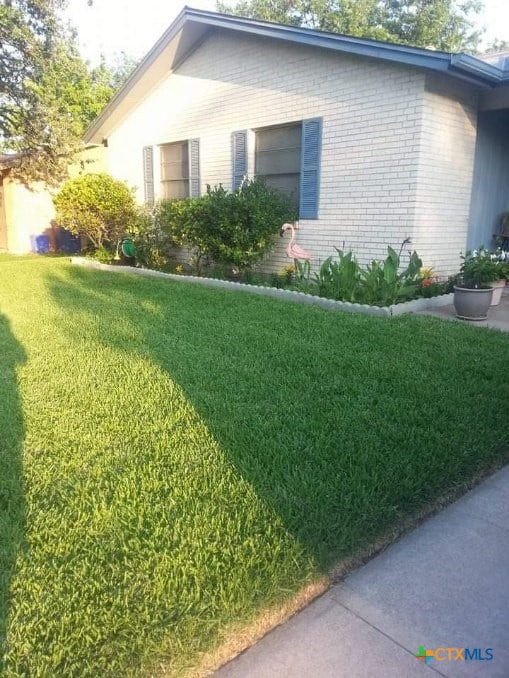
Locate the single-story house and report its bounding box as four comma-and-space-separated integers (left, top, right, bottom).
83, 7, 509, 275
0, 147, 107, 254
5, 8, 509, 274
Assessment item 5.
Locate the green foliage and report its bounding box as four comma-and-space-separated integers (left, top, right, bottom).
360, 245, 423, 306
53, 173, 140, 250
0, 2, 135, 185
497, 261, 509, 281
420, 279, 447, 298
191, 180, 297, 270
149, 179, 297, 273
130, 208, 173, 270
153, 196, 200, 248
459, 247, 500, 289
298, 240, 424, 306
293, 258, 313, 292
90, 246, 113, 264
315, 249, 362, 301
217, 0, 482, 52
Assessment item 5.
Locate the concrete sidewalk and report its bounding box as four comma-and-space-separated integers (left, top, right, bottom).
216, 466, 509, 678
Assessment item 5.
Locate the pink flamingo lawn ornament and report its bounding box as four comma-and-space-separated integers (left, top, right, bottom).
279, 223, 311, 261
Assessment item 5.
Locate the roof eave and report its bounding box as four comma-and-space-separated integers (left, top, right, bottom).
450, 53, 507, 86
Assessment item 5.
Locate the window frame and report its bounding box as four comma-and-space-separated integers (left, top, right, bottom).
254, 121, 302, 206
159, 139, 190, 200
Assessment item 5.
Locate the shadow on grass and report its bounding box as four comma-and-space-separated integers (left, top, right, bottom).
45, 265, 509, 568
0, 314, 25, 659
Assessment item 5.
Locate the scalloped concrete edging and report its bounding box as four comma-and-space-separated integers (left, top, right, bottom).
70, 257, 454, 318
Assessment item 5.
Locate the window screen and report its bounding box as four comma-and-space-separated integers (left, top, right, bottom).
255, 123, 301, 202
160, 141, 189, 200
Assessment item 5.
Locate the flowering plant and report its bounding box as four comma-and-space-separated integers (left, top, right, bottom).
491, 248, 509, 280
459, 247, 500, 289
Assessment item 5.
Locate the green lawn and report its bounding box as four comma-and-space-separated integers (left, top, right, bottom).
1, 257, 508, 676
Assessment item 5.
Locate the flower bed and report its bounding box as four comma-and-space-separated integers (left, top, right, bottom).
72, 257, 454, 317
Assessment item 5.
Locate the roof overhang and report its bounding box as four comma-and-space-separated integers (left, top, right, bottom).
84, 6, 509, 144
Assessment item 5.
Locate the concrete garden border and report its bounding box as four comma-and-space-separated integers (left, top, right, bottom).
70, 257, 454, 318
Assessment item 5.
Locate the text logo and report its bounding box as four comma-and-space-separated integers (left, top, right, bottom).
416, 646, 493, 663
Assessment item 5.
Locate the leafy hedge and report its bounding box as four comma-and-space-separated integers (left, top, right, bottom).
53, 173, 140, 251
136, 179, 297, 273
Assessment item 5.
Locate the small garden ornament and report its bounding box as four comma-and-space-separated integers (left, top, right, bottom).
280, 223, 311, 261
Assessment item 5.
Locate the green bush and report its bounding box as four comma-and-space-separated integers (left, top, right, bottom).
153, 198, 200, 249
132, 180, 296, 273
53, 173, 140, 251
459, 247, 500, 288
153, 180, 297, 273
130, 208, 171, 270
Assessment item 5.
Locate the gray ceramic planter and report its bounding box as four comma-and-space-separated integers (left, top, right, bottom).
453, 285, 493, 320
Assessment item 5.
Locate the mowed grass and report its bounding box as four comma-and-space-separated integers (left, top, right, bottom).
0, 257, 508, 676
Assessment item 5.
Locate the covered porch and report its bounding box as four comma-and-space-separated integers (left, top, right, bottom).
468, 77, 509, 250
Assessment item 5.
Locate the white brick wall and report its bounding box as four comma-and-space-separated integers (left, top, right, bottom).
413, 74, 478, 274
107, 30, 478, 276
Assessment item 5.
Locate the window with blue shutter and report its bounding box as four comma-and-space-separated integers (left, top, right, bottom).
299, 118, 322, 219
142, 146, 154, 208
232, 130, 248, 190
188, 138, 200, 197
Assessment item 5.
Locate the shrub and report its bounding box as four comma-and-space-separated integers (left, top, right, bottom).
153, 198, 200, 248
53, 173, 140, 251
182, 180, 296, 272
134, 180, 296, 274
130, 208, 172, 270
91, 246, 114, 264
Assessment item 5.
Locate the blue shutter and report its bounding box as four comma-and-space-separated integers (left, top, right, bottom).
188, 138, 200, 197
299, 118, 322, 219
231, 130, 248, 190
142, 146, 154, 208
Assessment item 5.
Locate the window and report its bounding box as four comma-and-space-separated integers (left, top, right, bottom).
255, 123, 302, 203
252, 118, 322, 219
160, 140, 190, 200
144, 140, 200, 203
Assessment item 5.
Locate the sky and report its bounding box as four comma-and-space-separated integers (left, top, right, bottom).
63, 0, 509, 65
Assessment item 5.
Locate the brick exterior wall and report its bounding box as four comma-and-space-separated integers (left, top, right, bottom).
415, 74, 478, 273
107, 30, 479, 275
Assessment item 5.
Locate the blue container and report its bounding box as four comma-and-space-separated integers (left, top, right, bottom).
56, 227, 80, 254
34, 235, 50, 254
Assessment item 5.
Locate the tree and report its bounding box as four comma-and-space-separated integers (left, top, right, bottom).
1, 1, 68, 181
105, 51, 139, 90
216, 0, 483, 52
0, 1, 134, 185
482, 38, 509, 55
6, 34, 118, 183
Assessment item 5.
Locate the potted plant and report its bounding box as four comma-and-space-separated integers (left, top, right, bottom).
490, 249, 508, 306
453, 248, 498, 320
